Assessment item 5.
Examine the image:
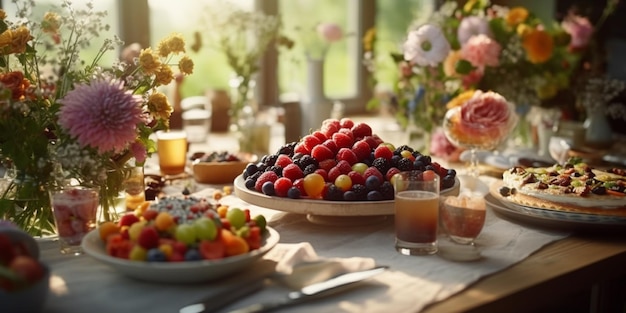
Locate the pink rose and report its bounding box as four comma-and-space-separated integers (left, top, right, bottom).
460, 91, 512, 130
561, 14, 593, 51
316, 23, 343, 43
461, 34, 501, 68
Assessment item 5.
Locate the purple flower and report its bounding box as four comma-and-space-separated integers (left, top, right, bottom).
58, 77, 144, 154
561, 14, 593, 51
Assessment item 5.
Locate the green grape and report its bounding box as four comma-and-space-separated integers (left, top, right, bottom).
194, 217, 218, 241
129, 245, 147, 261
334, 174, 353, 192
175, 223, 197, 245
226, 208, 247, 229
253, 215, 267, 232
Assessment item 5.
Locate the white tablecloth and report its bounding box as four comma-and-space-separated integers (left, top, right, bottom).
39, 183, 569, 313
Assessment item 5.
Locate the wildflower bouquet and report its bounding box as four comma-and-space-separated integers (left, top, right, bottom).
0, 0, 194, 235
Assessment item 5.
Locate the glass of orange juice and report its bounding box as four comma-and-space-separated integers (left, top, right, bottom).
393, 170, 440, 255
156, 130, 188, 177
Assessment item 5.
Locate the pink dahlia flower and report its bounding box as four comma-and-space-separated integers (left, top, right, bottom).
561, 14, 593, 50
316, 23, 343, 43
58, 77, 144, 155
461, 34, 501, 68
457, 16, 492, 46
403, 24, 450, 67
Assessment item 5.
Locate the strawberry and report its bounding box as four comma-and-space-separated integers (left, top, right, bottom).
340, 117, 355, 129
348, 170, 365, 186
351, 122, 373, 139
311, 144, 334, 162
282, 163, 304, 181
254, 171, 279, 192
351, 140, 371, 161
374, 145, 394, 160
273, 177, 293, 197
302, 134, 322, 152
275, 154, 293, 168
336, 148, 358, 165
318, 159, 337, 172
322, 139, 339, 154
332, 132, 353, 149
363, 167, 384, 183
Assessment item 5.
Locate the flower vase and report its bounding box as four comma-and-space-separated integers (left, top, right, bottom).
98, 166, 138, 222
301, 57, 333, 136
229, 77, 270, 157
584, 105, 613, 148
0, 171, 55, 236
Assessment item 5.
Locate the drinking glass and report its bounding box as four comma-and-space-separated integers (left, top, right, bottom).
440, 175, 487, 245
49, 186, 99, 255
156, 130, 188, 177
123, 166, 145, 211
393, 171, 440, 255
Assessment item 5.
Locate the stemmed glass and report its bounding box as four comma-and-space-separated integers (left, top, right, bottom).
442, 99, 518, 177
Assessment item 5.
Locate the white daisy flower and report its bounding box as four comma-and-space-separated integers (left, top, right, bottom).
403, 24, 451, 67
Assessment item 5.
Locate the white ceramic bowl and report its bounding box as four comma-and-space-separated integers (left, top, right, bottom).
81, 227, 279, 283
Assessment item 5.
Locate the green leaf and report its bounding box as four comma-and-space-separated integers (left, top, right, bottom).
455, 59, 475, 75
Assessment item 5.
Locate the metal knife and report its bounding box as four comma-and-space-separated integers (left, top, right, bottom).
227, 265, 388, 313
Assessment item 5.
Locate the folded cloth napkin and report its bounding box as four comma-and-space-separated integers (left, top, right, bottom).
264, 242, 377, 289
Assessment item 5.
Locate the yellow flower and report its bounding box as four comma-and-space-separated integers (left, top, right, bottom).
443, 50, 462, 77
362, 27, 376, 52
0, 10, 6, 20
516, 24, 532, 37
0, 30, 13, 53
9, 26, 33, 54
138, 48, 161, 75
463, 0, 478, 12
507, 7, 529, 26
178, 55, 194, 75
154, 64, 174, 86
446, 90, 476, 109
41, 12, 61, 34
147, 92, 172, 121
158, 33, 185, 57
522, 29, 554, 64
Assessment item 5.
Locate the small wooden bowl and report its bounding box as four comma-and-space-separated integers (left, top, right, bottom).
192, 153, 256, 184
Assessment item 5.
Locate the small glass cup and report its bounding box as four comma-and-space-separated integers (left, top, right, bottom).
49, 186, 99, 255
156, 130, 188, 177
123, 166, 145, 211
393, 171, 440, 255
440, 174, 488, 245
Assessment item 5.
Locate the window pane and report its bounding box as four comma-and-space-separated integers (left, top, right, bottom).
278, 0, 356, 100
148, 0, 253, 99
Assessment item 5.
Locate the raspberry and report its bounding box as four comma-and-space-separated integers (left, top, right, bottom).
351, 140, 371, 161
362, 136, 379, 150
302, 134, 322, 152
314, 168, 329, 181
293, 178, 307, 196
275, 154, 293, 168
137, 226, 160, 249
340, 118, 355, 129
332, 132, 353, 149
351, 122, 373, 139
363, 167, 384, 183
328, 166, 343, 183
283, 163, 304, 181
294, 143, 310, 154
336, 148, 358, 165
273, 177, 293, 197
348, 170, 365, 186
335, 160, 353, 174
321, 119, 341, 137
312, 130, 328, 142
374, 145, 394, 160
318, 158, 337, 172
338, 128, 354, 141
254, 171, 279, 192
385, 167, 401, 181
311, 145, 334, 162
322, 139, 339, 154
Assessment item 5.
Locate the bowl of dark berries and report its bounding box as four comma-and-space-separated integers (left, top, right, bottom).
191, 151, 257, 184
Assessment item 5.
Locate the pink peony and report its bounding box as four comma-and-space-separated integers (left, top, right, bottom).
58, 77, 144, 155
316, 23, 343, 43
461, 34, 501, 68
457, 16, 492, 46
561, 14, 593, 51
430, 127, 463, 161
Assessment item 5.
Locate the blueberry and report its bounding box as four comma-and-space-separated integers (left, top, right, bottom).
262, 181, 275, 196
147, 248, 167, 262
184, 249, 202, 261
287, 187, 301, 199
343, 190, 357, 201
367, 190, 383, 201
365, 175, 381, 191
245, 178, 256, 190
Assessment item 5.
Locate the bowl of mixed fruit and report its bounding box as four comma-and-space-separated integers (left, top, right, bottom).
234, 118, 459, 218
81, 195, 278, 283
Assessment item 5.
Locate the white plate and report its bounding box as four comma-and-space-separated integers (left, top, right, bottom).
81, 227, 279, 283
234, 175, 460, 217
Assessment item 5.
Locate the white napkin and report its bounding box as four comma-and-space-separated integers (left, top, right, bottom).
264, 242, 377, 289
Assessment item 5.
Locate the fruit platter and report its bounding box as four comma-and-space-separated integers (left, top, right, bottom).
81, 196, 279, 283
234, 118, 460, 224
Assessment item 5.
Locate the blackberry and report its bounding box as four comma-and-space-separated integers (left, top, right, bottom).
372, 157, 391, 175
379, 181, 394, 200
277, 142, 297, 156
295, 154, 317, 170
303, 164, 318, 176
396, 157, 413, 172
268, 165, 283, 177
351, 184, 368, 200
394, 145, 414, 154
261, 154, 278, 167
243, 163, 259, 179
244, 177, 256, 190
442, 174, 456, 189
324, 184, 344, 201
415, 154, 431, 165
